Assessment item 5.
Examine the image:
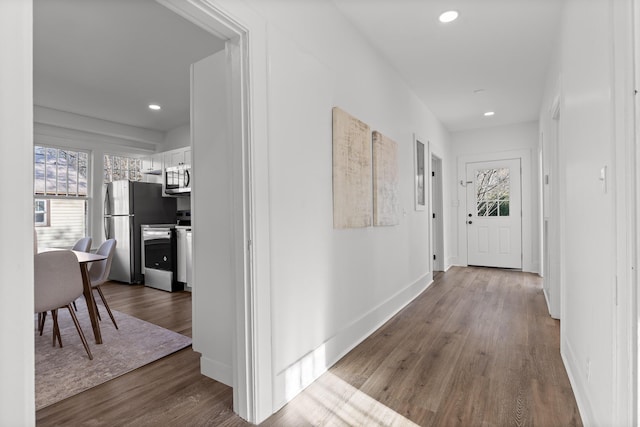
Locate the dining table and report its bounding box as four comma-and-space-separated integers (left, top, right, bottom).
39, 248, 107, 344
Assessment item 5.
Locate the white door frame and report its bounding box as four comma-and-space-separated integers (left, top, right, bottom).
457, 149, 533, 271
431, 153, 444, 272
620, 0, 638, 424
157, 1, 272, 423
0, 1, 35, 424
543, 95, 561, 319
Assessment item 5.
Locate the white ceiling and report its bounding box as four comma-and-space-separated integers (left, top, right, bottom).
34, 0, 225, 133
333, 0, 564, 132
34, 0, 563, 134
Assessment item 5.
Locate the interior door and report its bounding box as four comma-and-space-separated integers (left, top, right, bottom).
191, 50, 234, 385
466, 158, 522, 269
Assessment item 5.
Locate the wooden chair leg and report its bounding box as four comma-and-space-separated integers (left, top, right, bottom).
90, 291, 102, 321
51, 309, 62, 348
38, 311, 47, 335
66, 304, 93, 360
96, 285, 118, 330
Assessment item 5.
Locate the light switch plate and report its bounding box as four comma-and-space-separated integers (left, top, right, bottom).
600, 166, 607, 193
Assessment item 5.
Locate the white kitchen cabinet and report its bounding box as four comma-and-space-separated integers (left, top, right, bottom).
141, 153, 163, 174
183, 148, 191, 166
176, 226, 193, 289
164, 150, 182, 168
160, 147, 192, 196
163, 147, 191, 168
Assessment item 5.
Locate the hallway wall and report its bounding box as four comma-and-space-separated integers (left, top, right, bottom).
538, 0, 635, 424
219, 0, 453, 413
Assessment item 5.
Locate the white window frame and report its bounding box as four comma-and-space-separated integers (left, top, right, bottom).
34, 199, 50, 227
33, 144, 91, 240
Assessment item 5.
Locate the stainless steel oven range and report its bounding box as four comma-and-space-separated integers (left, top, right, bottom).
141, 224, 183, 292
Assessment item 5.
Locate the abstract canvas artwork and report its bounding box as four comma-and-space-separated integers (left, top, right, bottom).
372, 131, 400, 226
332, 107, 372, 228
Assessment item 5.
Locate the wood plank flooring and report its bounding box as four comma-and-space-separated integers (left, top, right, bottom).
36, 267, 582, 426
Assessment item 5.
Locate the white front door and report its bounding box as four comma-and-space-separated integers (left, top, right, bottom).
466, 158, 522, 269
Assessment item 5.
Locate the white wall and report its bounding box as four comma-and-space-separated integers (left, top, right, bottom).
163, 123, 190, 151
450, 121, 540, 273
538, 0, 635, 425
0, 0, 35, 425
225, 0, 452, 411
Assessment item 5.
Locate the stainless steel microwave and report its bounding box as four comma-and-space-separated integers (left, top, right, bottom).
164, 165, 191, 195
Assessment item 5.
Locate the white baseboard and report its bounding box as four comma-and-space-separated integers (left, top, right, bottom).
542, 286, 552, 314
272, 272, 433, 411
529, 261, 540, 275
200, 355, 233, 387
541, 286, 560, 320
561, 339, 594, 426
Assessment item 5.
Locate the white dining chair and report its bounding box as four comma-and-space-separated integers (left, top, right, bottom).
34, 250, 93, 360
89, 239, 118, 329
72, 236, 92, 253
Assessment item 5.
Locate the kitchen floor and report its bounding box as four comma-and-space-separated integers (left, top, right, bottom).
35, 282, 247, 426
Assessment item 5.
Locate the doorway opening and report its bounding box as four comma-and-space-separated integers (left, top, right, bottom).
33, 0, 262, 422
139, 1, 260, 421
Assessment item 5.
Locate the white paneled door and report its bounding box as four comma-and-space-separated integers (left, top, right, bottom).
466, 159, 522, 269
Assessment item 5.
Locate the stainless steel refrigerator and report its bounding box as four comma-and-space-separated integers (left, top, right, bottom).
104, 180, 176, 283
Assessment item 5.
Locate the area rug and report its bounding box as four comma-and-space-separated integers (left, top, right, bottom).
34, 299, 192, 410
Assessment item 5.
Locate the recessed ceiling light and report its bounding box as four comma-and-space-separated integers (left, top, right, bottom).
484, 111, 495, 117
439, 10, 459, 23
148, 104, 162, 111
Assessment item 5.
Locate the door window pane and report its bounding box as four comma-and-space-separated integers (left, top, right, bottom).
476, 168, 510, 217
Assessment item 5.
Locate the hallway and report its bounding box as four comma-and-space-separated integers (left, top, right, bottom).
265, 266, 581, 426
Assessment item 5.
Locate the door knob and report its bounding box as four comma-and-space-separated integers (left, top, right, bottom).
467, 220, 473, 224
